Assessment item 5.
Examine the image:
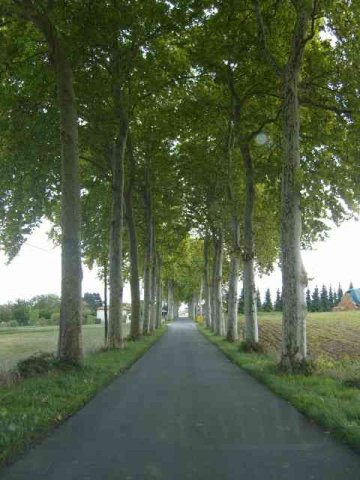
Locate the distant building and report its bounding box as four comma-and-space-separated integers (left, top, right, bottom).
96, 303, 132, 323
333, 288, 360, 311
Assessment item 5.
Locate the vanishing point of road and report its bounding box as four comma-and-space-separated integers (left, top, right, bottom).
1, 318, 360, 479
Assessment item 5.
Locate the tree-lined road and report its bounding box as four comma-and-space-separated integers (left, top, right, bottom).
1, 319, 359, 479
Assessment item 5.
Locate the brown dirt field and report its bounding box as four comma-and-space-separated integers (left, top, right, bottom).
239, 311, 360, 361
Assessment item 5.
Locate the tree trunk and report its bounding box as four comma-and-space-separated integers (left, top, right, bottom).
125, 136, 141, 339
20, 0, 82, 365
203, 237, 212, 329
280, 7, 311, 371
150, 245, 157, 331
240, 144, 258, 346
108, 60, 128, 348
198, 279, 203, 318
227, 217, 240, 342
167, 280, 174, 322
55, 54, 82, 363
190, 295, 197, 321
174, 301, 179, 319
252, 0, 313, 371
211, 240, 217, 332
214, 232, 225, 336
108, 132, 127, 348
156, 255, 162, 328
143, 163, 153, 334
104, 264, 108, 344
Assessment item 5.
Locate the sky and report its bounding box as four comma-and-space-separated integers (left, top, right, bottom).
0, 218, 359, 305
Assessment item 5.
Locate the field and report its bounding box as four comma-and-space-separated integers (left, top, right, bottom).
0, 325, 107, 372
239, 311, 360, 384
241, 311, 360, 360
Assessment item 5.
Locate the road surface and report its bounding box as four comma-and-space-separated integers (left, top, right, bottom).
1, 318, 359, 479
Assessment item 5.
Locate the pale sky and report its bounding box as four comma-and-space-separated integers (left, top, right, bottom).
0, 218, 359, 305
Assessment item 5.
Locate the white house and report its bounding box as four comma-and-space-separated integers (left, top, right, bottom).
96, 303, 132, 324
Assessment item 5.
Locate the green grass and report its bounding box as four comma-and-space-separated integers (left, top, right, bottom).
0, 324, 110, 372
198, 325, 360, 453
0, 327, 166, 467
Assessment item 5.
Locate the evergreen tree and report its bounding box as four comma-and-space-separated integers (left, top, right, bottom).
328, 286, 334, 310
274, 289, 282, 311
256, 289, 262, 312
349, 281, 354, 290
337, 284, 344, 302
312, 286, 321, 312
262, 288, 273, 312
238, 288, 244, 314
320, 285, 329, 312
306, 289, 312, 311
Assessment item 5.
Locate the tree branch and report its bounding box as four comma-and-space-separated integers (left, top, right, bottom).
299, 97, 352, 116
80, 156, 111, 180
252, 0, 283, 76
242, 109, 282, 143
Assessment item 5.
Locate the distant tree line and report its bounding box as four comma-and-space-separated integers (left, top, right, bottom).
0, 293, 102, 328
238, 283, 352, 314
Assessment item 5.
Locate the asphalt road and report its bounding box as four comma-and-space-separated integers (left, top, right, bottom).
1, 318, 360, 479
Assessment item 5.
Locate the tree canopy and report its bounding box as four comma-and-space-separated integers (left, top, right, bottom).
1, 0, 359, 371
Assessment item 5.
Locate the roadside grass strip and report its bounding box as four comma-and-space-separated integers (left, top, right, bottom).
0, 327, 166, 467
198, 325, 360, 453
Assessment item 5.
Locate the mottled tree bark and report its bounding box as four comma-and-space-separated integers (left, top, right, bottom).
150, 244, 157, 331
203, 237, 212, 329
21, 4, 82, 363
167, 280, 174, 322
198, 279, 203, 317
214, 232, 225, 336
150, 248, 158, 331
143, 163, 153, 334
156, 256, 162, 328
125, 137, 141, 339
280, 7, 311, 371
104, 264, 108, 344
56, 51, 82, 362
227, 217, 240, 342
174, 301, 179, 319
211, 239, 217, 333
108, 76, 127, 348
253, 0, 313, 371
240, 144, 258, 346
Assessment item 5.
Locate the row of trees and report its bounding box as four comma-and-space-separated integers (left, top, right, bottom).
2, 1, 359, 372
306, 284, 346, 312
0, 293, 102, 327
238, 283, 349, 314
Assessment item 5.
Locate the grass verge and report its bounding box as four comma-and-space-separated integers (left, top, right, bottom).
0, 327, 166, 467
198, 325, 360, 453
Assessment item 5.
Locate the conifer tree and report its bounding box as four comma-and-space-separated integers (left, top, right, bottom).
274, 289, 282, 311
312, 287, 321, 312
320, 285, 329, 312
337, 284, 344, 302
238, 288, 244, 314
306, 289, 312, 312
262, 289, 273, 312
328, 286, 334, 310
256, 289, 262, 312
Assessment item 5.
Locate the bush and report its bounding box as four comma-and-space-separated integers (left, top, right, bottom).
50, 312, 60, 325
17, 353, 59, 378
8, 320, 18, 328
36, 317, 49, 326
84, 314, 96, 325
